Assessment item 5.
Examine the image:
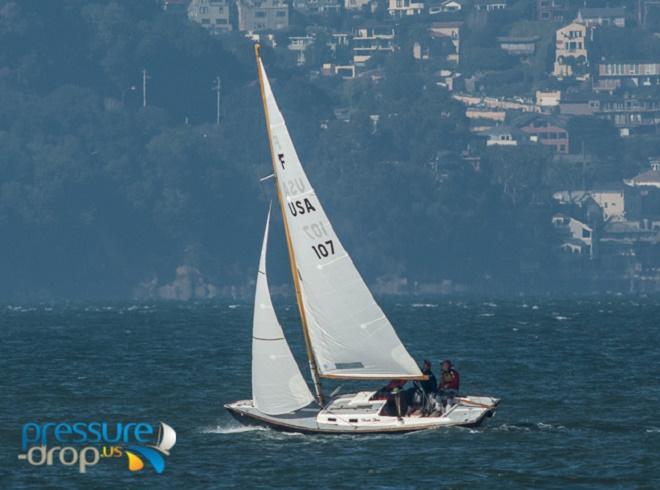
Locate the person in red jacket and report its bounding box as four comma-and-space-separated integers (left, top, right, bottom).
436, 360, 460, 411
439, 360, 460, 391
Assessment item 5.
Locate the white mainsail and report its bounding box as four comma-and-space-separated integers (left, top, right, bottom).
252, 208, 315, 414
257, 57, 423, 380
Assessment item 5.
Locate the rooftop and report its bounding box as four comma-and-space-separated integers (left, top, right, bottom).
577, 7, 626, 18
626, 168, 660, 187
496, 36, 540, 43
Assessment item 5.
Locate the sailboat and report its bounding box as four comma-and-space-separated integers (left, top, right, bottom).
224, 45, 499, 434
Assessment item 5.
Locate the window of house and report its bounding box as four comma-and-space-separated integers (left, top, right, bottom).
582, 229, 591, 238
200, 6, 209, 13
216, 18, 227, 23
559, 144, 566, 152
255, 10, 266, 17
276, 10, 286, 16
202, 18, 211, 23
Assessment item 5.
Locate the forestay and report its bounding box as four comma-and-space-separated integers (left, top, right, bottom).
252, 208, 315, 415
258, 59, 423, 380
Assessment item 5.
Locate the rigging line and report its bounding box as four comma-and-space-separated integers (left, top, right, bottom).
258, 176, 275, 213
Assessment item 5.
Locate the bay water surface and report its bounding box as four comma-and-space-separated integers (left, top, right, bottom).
1, 298, 659, 488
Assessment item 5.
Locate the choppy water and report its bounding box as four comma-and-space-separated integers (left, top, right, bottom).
1, 298, 659, 488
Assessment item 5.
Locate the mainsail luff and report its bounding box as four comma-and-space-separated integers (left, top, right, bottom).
254, 45, 324, 403
256, 46, 424, 381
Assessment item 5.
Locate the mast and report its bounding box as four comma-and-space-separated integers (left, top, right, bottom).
254, 44, 324, 405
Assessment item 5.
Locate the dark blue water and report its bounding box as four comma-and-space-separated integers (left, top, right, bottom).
1, 298, 659, 488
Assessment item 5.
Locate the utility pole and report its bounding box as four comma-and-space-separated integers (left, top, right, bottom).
212, 76, 222, 125
142, 69, 150, 108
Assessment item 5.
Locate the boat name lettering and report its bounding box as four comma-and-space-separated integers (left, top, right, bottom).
277, 153, 286, 170
288, 199, 316, 217
312, 240, 335, 259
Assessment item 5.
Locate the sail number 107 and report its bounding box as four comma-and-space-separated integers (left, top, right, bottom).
312, 240, 335, 259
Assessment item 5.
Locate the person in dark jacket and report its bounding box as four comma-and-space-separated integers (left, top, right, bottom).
410, 359, 439, 415
420, 360, 438, 394
375, 379, 407, 418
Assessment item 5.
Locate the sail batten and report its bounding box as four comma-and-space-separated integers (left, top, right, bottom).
251, 208, 315, 415
257, 57, 423, 381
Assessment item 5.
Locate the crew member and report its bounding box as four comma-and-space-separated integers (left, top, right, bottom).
375, 379, 406, 418
437, 360, 460, 410
420, 360, 438, 394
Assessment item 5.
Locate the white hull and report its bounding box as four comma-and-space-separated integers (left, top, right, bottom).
225, 391, 499, 434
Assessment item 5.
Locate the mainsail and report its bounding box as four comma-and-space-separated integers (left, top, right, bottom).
251, 208, 315, 415
256, 53, 423, 380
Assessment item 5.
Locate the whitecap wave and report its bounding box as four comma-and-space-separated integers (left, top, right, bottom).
201, 424, 267, 434
411, 303, 438, 308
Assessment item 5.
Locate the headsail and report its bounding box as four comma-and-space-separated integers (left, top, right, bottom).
256, 55, 423, 380
252, 207, 315, 415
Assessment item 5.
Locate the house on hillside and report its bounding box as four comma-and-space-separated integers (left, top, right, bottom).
474, 0, 507, 11
288, 36, 315, 65
428, 0, 463, 14
536, 90, 561, 108
596, 61, 660, 91
345, 0, 371, 9
477, 126, 522, 146
515, 114, 570, 154
625, 160, 660, 188
429, 21, 462, 63
560, 92, 660, 135
352, 26, 396, 66
576, 7, 626, 27
292, 0, 341, 14
553, 21, 590, 80
497, 36, 540, 57
188, 0, 232, 32
553, 185, 639, 222
552, 214, 594, 257
537, 0, 569, 21
237, 0, 288, 31
388, 0, 425, 17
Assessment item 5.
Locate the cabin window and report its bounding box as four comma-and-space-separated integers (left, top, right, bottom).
349, 418, 358, 423
328, 417, 336, 422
